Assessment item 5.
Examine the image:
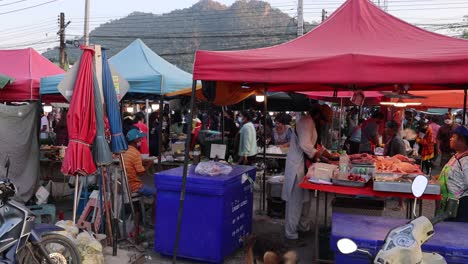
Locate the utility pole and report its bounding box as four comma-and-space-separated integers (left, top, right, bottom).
297, 0, 304, 37
84, 0, 90, 46
322, 9, 327, 23
58, 12, 71, 70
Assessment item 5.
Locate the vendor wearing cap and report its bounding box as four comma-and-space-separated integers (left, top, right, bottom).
438, 126, 468, 222
122, 129, 155, 197
384, 120, 406, 157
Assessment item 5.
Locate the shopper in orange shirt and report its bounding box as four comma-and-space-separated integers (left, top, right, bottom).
416, 121, 434, 174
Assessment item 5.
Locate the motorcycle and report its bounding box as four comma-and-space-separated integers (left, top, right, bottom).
336, 175, 459, 264
0, 156, 81, 264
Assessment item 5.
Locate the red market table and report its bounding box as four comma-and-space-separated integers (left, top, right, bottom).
299, 178, 442, 263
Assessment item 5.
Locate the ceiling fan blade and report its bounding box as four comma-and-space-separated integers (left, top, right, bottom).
380, 92, 427, 99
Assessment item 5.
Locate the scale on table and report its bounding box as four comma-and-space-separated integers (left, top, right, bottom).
210, 144, 226, 160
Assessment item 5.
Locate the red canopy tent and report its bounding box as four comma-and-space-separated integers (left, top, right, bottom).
194, 0, 468, 92
175, 0, 468, 255
0, 48, 64, 101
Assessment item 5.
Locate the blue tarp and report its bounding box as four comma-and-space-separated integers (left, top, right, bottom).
40, 74, 66, 95
40, 39, 194, 96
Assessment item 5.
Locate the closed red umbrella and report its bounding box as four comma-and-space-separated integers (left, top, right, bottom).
61, 47, 97, 176
60, 47, 97, 222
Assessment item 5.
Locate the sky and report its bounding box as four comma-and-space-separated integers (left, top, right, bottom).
0, 0, 467, 52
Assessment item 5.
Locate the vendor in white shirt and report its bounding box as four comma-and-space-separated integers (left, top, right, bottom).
40, 111, 50, 142
238, 111, 257, 165
282, 104, 332, 246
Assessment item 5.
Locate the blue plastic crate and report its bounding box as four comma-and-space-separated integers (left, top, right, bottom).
331, 213, 468, 264
154, 165, 256, 263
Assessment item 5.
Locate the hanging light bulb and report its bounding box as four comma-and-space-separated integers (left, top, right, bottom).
146, 108, 152, 113
126, 106, 134, 113
151, 103, 160, 111
269, 112, 274, 116
255, 95, 265, 102
43, 105, 53, 113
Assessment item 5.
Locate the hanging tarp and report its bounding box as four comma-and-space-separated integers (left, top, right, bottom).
40, 58, 129, 103
0, 74, 14, 89
401, 90, 468, 108
193, 0, 468, 91
0, 48, 64, 101
0, 103, 39, 202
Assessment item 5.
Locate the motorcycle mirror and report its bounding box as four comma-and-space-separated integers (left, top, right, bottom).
411, 175, 428, 198
337, 238, 358, 254
4, 155, 10, 169
4, 155, 10, 179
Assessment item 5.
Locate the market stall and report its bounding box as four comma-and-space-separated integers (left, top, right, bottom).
40, 39, 199, 170
187, 0, 468, 262
0, 48, 65, 101
0, 48, 65, 202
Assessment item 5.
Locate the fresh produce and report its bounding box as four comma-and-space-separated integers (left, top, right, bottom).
348, 174, 367, 182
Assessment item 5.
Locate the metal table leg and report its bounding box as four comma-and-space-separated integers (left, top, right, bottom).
324, 193, 328, 227
314, 191, 334, 264
314, 191, 320, 264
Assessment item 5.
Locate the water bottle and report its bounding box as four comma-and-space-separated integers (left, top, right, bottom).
339, 151, 349, 179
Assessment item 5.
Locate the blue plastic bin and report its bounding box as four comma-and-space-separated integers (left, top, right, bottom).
331, 213, 468, 264
154, 165, 256, 263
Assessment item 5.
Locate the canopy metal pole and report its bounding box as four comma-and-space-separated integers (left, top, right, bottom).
158, 96, 164, 171
222, 107, 225, 145
339, 97, 343, 150
173, 80, 197, 263
464, 88, 467, 126
146, 99, 150, 146
262, 86, 268, 211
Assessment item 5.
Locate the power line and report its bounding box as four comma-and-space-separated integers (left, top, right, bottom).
66, 3, 298, 20
0, 19, 54, 33
68, 32, 297, 40
0, 0, 60, 16
0, 0, 28, 7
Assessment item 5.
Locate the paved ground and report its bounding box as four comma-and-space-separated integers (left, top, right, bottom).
54, 160, 442, 263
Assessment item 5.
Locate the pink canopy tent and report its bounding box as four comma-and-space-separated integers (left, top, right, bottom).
194, 0, 468, 92
0, 48, 64, 101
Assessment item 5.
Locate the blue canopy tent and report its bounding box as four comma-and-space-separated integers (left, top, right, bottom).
39, 39, 194, 99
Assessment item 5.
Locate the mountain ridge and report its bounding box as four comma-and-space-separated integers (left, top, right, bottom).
43, 0, 315, 72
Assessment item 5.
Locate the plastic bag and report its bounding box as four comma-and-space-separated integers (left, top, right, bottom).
55, 220, 79, 237
195, 161, 233, 176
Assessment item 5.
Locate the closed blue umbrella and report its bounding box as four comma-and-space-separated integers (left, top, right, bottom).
102, 49, 127, 153
102, 49, 128, 255
92, 66, 112, 165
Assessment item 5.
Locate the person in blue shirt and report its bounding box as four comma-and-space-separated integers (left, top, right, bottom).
238, 111, 258, 165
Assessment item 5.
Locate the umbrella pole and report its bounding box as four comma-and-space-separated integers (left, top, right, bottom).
113, 165, 119, 256
119, 154, 135, 217
120, 165, 128, 240
463, 88, 467, 126
101, 166, 114, 245
72, 175, 80, 224
172, 80, 197, 264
